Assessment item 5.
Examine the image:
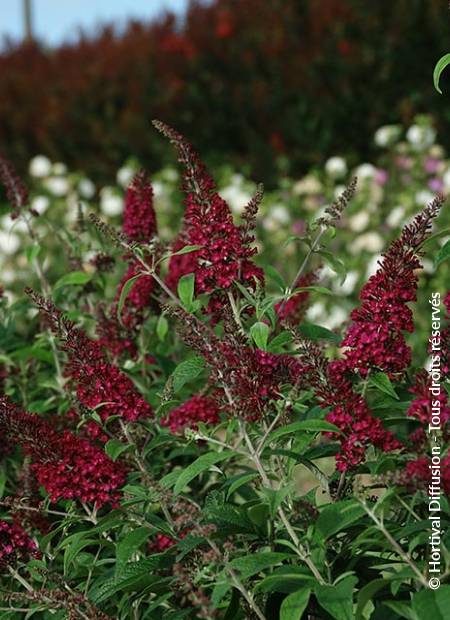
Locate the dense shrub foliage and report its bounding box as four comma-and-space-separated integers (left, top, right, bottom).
0, 123, 449, 618
1, 0, 449, 183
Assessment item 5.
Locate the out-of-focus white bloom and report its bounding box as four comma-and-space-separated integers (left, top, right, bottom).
406, 124, 436, 150
415, 190, 434, 206
348, 210, 369, 232
421, 258, 434, 274
307, 301, 325, 322
230, 173, 245, 185
292, 175, 322, 195
355, 163, 376, 180
152, 181, 165, 199
161, 167, 178, 182
117, 166, 135, 188
78, 178, 95, 199
270, 205, 290, 224
261, 216, 278, 232
52, 162, 67, 175
31, 195, 50, 215
0, 230, 20, 255
429, 144, 445, 159
29, 155, 52, 178
386, 205, 405, 228
321, 306, 347, 330
1, 269, 16, 285
351, 232, 384, 254
442, 168, 450, 192
220, 185, 251, 214
100, 187, 123, 216
339, 270, 358, 295
334, 184, 346, 199
325, 156, 347, 179
374, 125, 401, 147
1, 214, 28, 233
45, 176, 70, 197
366, 254, 382, 277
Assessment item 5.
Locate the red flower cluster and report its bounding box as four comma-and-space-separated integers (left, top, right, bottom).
32, 430, 126, 506
307, 201, 443, 470
0, 398, 126, 507
404, 454, 450, 496
155, 121, 263, 314
0, 520, 38, 569
122, 171, 157, 243
148, 533, 176, 553
98, 172, 158, 356
64, 328, 153, 424
320, 360, 401, 471
0, 155, 29, 219
115, 261, 156, 331
26, 290, 153, 425
162, 395, 220, 433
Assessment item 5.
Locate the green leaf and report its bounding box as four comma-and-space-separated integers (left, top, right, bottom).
369, 372, 399, 400
105, 439, 130, 461
177, 272, 195, 309
63, 533, 98, 575
225, 473, 258, 499
266, 265, 286, 290
413, 586, 450, 620
257, 567, 314, 594
298, 322, 341, 343
383, 601, 418, 620
280, 588, 311, 620
435, 239, 450, 267
250, 321, 270, 350
117, 273, 142, 325
25, 244, 41, 265
315, 501, 365, 540
433, 53, 450, 94
268, 420, 340, 443
172, 356, 204, 392
295, 286, 334, 296
229, 552, 290, 579
171, 245, 203, 256
318, 250, 347, 284
315, 576, 358, 620
173, 451, 234, 495
54, 271, 92, 289
115, 527, 151, 578
355, 578, 390, 620
156, 314, 169, 341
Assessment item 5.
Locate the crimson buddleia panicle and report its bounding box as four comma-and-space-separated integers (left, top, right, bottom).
123, 170, 157, 243
96, 303, 137, 359
0, 155, 29, 218
106, 170, 159, 338
340, 197, 443, 379
115, 260, 157, 329
0, 397, 126, 507
0, 520, 39, 570
161, 395, 220, 433
153, 120, 263, 314
165, 305, 302, 420
403, 454, 450, 496
296, 341, 400, 471
26, 289, 153, 423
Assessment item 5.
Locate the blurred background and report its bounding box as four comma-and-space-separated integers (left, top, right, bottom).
0, 0, 449, 185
